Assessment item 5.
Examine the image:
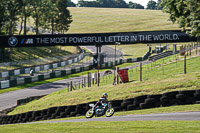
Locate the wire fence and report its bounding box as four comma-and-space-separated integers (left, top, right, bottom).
66, 44, 200, 92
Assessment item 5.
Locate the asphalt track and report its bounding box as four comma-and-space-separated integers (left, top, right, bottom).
34, 112, 200, 124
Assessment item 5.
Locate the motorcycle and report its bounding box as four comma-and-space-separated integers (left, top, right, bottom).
85, 102, 115, 118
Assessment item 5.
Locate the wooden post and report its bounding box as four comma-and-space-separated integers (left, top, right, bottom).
92, 78, 94, 85
196, 46, 198, 55
95, 72, 98, 84
70, 81, 73, 91
116, 67, 119, 84
67, 82, 69, 92
88, 72, 90, 87
82, 79, 84, 88
97, 72, 100, 87
140, 62, 142, 81
84, 77, 86, 87
162, 58, 164, 75
184, 55, 186, 74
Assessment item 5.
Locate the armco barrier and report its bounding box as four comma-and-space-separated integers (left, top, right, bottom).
0, 89, 200, 125
0, 53, 85, 79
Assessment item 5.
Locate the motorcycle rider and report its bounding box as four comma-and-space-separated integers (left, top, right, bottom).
95, 93, 108, 111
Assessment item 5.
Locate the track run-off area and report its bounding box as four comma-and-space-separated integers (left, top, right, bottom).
32, 112, 200, 124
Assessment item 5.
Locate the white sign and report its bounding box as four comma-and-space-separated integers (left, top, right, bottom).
61, 61, 66, 67
44, 65, 49, 70
53, 63, 58, 68
14, 69, 20, 75
68, 60, 72, 64
2, 72, 8, 78
25, 68, 31, 74
35, 67, 40, 72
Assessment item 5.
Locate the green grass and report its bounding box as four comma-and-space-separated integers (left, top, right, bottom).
0, 120, 200, 133
1, 46, 80, 71
68, 7, 180, 33
9, 55, 200, 115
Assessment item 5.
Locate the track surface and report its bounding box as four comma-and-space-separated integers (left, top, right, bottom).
34, 112, 200, 124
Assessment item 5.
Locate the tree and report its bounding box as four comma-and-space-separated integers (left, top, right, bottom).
146, 0, 157, 10
128, 2, 144, 9
18, 0, 33, 35
56, 0, 73, 34
66, 0, 76, 7
156, 0, 163, 10
31, 0, 44, 35
114, 0, 128, 8
3, 0, 23, 35
161, 0, 200, 37
0, 0, 7, 35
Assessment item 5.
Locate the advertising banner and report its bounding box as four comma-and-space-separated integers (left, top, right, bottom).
0, 30, 196, 47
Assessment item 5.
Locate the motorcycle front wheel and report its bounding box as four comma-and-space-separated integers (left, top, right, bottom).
105, 108, 114, 117
85, 109, 95, 119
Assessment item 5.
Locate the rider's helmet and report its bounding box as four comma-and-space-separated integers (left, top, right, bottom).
102, 93, 108, 98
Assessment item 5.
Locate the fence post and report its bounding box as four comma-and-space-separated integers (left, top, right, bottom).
140, 62, 142, 81
162, 58, 164, 75
67, 82, 69, 92
97, 72, 100, 87
116, 67, 119, 84
84, 77, 86, 87
184, 55, 187, 74
88, 72, 90, 87
70, 81, 73, 91
95, 72, 98, 84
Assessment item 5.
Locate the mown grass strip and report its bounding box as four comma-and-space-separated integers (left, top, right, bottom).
0, 120, 200, 133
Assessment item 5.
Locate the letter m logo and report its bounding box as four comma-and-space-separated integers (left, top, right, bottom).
26, 39, 33, 44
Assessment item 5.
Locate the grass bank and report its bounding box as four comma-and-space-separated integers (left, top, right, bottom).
0, 120, 200, 133
9, 56, 200, 115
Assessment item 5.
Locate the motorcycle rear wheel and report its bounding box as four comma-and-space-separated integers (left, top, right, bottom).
85, 109, 95, 118
105, 108, 114, 117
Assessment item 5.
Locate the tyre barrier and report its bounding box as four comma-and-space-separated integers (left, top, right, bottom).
0, 89, 200, 125
17, 95, 46, 106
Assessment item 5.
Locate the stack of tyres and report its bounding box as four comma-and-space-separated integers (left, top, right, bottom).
109, 100, 123, 111
58, 105, 76, 117
55, 106, 69, 119
127, 95, 148, 110
23, 111, 34, 122
58, 106, 73, 118
75, 103, 87, 116
176, 90, 196, 105
51, 107, 64, 119
121, 98, 135, 111
32, 110, 42, 121
140, 94, 162, 109
69, 105, 78, 117
40, 109, 48, 120
160, 91, 179, 107
194, 89, 200, 103
13, 114, 20, 124
1, 116, 8, 125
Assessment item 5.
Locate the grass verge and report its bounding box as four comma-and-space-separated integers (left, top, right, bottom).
0, 120, 200, 133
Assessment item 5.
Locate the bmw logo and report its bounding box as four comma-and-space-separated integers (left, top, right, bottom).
8, 37, 18, 47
